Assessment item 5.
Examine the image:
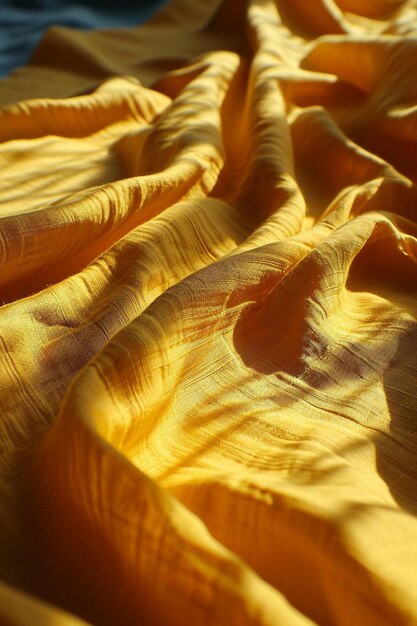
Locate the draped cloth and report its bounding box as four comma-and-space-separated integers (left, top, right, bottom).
1, 0, 417, 624
0, 0, 167, 78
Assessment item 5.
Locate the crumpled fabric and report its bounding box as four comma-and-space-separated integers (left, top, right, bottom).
1, 0, 417, 624
0, 0, 167, 77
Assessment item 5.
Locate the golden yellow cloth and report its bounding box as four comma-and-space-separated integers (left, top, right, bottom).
1, 0, 417, 624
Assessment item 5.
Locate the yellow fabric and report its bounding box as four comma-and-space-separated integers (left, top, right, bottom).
1, 0, 417, 624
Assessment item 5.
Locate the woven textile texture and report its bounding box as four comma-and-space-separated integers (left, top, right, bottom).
1, 0, 417, 624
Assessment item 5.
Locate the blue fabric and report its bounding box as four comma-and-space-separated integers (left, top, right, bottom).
0, 0, 167, 77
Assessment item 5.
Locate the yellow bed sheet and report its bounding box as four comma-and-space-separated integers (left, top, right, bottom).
1, 0, 417, 624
